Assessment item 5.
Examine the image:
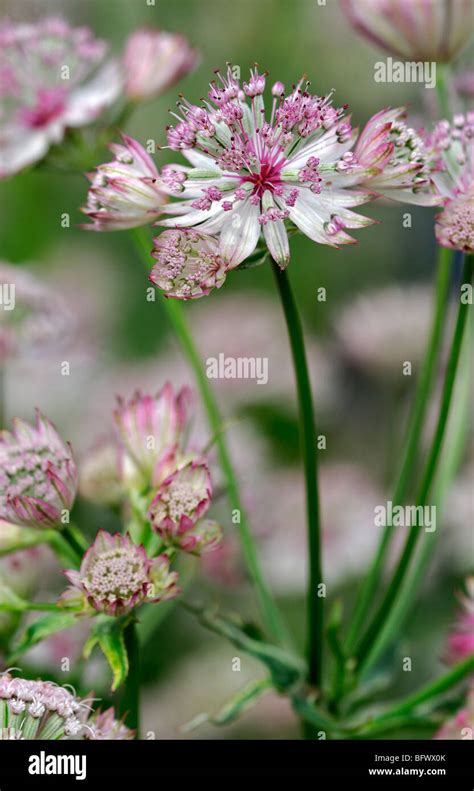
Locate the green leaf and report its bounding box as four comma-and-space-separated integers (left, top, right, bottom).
185, 604, 305, 691
0, 580, 29, 612
8, 612, 78, 662
84, 616, 129, 691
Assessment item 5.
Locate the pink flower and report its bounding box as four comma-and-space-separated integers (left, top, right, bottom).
123, 28, 198, 101
159, 65, 379, 267
82, 134, 168, 231
148, 461, 220, 553
342, 0, 473, 63
60, 531, 179, 616
435, 687, 474, 739
0, 671, 134, 739
444, 577, 474, 665
353, 108, 439, 205
0, 411, 78, 529
424, 113, 474, 251
0, 17, 122, 178
150, 229, 228, 299
113, 383, 192, 487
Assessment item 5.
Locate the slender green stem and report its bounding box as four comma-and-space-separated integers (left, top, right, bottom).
121, 621, 140, 735
435, 63, 451, 119
49, 531, 82, 568
345, 247, 452, 652
356, 255, 472, 673
131, 228, 289, 647
271, 262, 323, 690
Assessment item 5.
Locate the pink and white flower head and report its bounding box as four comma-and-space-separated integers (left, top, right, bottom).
353, 108, 440, 205
123, 28, 198, 102
342, 0, 473, 63
423, 113, 474, 252
444, 577, 474, 665
0, 17, 122, 179
159, 65, 379, 268
82, 135, 168, 231
113, 383, 192, 488
60, 531, 179, 616
148, 461, 221, 553
0, 411, 78, 529
150, 229, 228, 299
0, 262, 71, 363
0, 671, 133, 739
435, 687, 474, 740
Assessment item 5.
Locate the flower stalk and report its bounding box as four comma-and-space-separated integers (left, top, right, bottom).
271, 261, 323, 691
121, 621, 140, 734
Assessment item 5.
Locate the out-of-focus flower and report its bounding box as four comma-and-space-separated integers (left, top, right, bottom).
0, 671, 133, 739
353, 108, 439, 205
335, 285, 435, 379
60, 530, 179, 616
0, 546, 45, 639
81, 135, 168, 231
123, 28, 198, 102
454, 70, 474, 100
113, 383, 191, 488
0, 17, 122, 178
150, 229, 228, 299
0, 411, 78, 529
148, 462, 220, 553
342, 0, 473, 63
78, 439, 124, 506
0, 263, 71, 363
435, 188, 474, 253
444, 577, 474, 665
158, 64, 381, 268
435, 687, 474, 739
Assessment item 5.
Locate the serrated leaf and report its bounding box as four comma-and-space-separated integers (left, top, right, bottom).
84, 616, 129, 691
8, 612, 78, 662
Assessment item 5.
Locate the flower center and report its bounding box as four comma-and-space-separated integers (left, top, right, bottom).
243, 161, 283, 198
86, 549, 148, 601
19, 88, 66, 129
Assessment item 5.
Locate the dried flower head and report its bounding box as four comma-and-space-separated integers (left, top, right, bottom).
60, 531, 179, 616
0, 17, 122, 178
0, 411, 78, 529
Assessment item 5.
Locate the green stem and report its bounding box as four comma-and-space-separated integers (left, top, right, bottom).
356, 255, 472, 674
131, 228, 289, 647
435, 64, 451, 119
345, 247, 452, 652
121, 621, 140, 735
271, 262, 323, 690
49, 532, 82, 568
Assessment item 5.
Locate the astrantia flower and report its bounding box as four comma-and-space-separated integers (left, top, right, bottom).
342, 0, 473, 63
113, 383, 191, 488
444, 578, 474, 665
435, 687, 474, 740
0, 672, 133, 739
0, 262, 71, 363
0, 17, 122, 178
60, 531, 179, 616
159, 65, 380, 268
424, 113, 474, 252
148, 461, 220, 553
0, 411, 78, 529
82, 135, 168, 231
150, 229, 228, 299
123, 28, 198, 102
353, 108, 439, 205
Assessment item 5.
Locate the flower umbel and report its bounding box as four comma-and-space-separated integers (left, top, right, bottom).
123, 28, 198, 102
0, 671, 133, 739
148, 461, 220, 553
150, 229, 228, 299
0, 17, 122, 178
342, 0, 473, 63
82, 135, 168, 231
60, 531, 179, 615
0, 411, 78, 529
